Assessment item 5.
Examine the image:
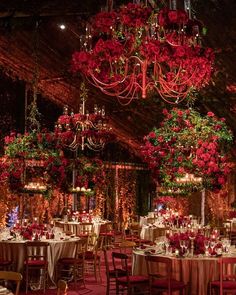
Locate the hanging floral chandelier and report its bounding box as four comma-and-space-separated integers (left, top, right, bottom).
141, 108, 233, 192
71, 1, 214, 104
55, 83, 113, 151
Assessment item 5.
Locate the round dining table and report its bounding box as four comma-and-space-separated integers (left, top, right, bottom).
0, 237, 79, 286
132, 248, 236, 295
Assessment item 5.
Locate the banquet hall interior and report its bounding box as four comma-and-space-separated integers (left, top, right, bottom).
0, 0, 235, 294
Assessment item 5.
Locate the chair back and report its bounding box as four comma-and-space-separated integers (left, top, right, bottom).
94, 236, 104, 255
0, 271, 22, 295
112, 252, 129, 281
145, 255, 172, 293
103, 246, 110, 277
87, 233, 98, 251
219, 257, 236, 295
74, 238, 87, 260
130, 222, 141, 236
57, 279, 68, 295
0, 242, 12, 264
147, 217, 155, 224
100, 222, 114, 234
80, 223, 94, 236
24, 241, 49, 265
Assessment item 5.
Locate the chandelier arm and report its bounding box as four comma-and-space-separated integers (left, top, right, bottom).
117, 83, 142, 105
68, 134, 80, 150
163, 61, 204, 87
88, 72, 136, 98
88, 71, 127, 88
158, 79, 190, 98
152, 84, 187, 104
155, 63, 201, 98
87, 137, 105, 151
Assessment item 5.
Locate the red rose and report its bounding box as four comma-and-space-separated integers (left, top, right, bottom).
148, 132, 156, 139
218, 177, 225, 185
168, 10, 178, 23
157, 136, 164, 142
175, 46, 186, 58
207, 112, 215, 117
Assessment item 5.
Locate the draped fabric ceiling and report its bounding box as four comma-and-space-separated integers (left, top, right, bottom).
0, 0, 235, 157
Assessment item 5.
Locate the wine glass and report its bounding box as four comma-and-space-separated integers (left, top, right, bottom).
224, 239, 231, 253
164, 240, 170, 254
210, 240, 216, 255
180, 240, 185, 254
204, 239, 210, 255
183, 240, 189, 256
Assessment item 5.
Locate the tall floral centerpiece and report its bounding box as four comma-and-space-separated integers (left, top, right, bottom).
142, 108, 233, 192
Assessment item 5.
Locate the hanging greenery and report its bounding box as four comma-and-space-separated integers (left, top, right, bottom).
142, 108, 233, 192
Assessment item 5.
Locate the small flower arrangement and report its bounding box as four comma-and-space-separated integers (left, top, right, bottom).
167, 231, 219, 255
13, 223, 45, 240
142, 108, 233, 192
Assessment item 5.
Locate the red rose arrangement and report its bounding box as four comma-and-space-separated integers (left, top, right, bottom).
71, 2, 214, 102
142, 108, 233, 192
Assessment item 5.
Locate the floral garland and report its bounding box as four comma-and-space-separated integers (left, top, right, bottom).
71, 2, 214, 101
142, 108, 233, 192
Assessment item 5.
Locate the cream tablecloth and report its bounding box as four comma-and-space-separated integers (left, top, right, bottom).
0, 238, 79, 285
132, 250, 230, 295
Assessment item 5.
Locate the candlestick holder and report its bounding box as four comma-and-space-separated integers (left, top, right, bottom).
189, 236, 195, 256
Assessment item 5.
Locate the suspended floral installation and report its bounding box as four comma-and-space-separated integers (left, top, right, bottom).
0, 130, 107, 198
142, 108, 233, 192
0, 130, 71, 194
71, 1, 214, 104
